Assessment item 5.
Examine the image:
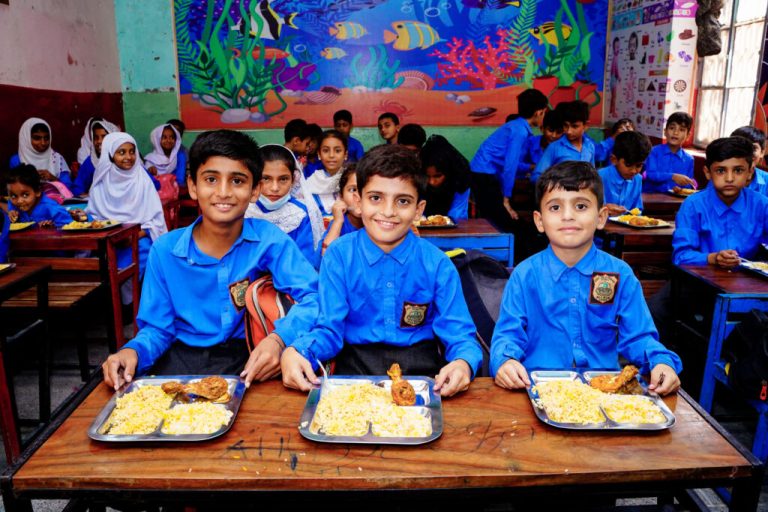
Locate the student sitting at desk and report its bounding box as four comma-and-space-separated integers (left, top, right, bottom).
0, 209, 9, 263
281, 145, 483, 397
643, 112, 696, 193
102, 130, 319, 389
7, 164, 81, 228
420, 134, 471, 220
70, 117, 120, 196
491, 162, 682, 396
598, 130, 652, 216
532, 100, 596, 183
11, 118, 74, 194
731, 126, 768, 197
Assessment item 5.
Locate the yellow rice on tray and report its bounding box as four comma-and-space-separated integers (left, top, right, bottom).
311, 383, 431, 437
601, 395, 666, 423
161, 402, 233, 434
102, 385, 174, 435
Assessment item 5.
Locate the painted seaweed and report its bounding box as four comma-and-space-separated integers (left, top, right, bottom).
343, 45, 404, 90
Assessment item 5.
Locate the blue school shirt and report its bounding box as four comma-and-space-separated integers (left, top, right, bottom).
588, 135, 614, 166
447, 188, 470, 220
598, 165, 643, 211
749, 167, 768, 197
490, 244, 682, 377
10, 153, 72, 189
174, 150, 188, 186
70, 156, 161, 195
642, 144, 694, 193
312, 215, 361, 269
252, 197, 314, 264
531, 136, 596, 183
518, 135, 545, 177
672, 185, 768, 266
347, 136, 365, 163
0, 210, 9, 263
470, 117, 533, 197
123, 217, 320, 375
8, 195, 72, 227
290, 229, 483, 376
303, 159, 323, 179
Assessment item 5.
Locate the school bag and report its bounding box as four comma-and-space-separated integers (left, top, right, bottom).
722, 309, 768, 402
41, 180, 74, 204
449, 249, 511, 377
244, 275, 295, 352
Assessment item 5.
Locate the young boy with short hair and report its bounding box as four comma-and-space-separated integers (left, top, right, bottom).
518, 109, 563, 179
491, 162, 681, 395
672, 136, 768, 268
642, 112, 696, 193
398, 123, 427, 151
333, 110, 364, 163
281, 144, 482, 396
283, 118, 311, 159
731, 125, 768, 197
377, 113, 400, 144
102, 130, 320, 390
598, 130, 652, 215
531, 100, 595, 183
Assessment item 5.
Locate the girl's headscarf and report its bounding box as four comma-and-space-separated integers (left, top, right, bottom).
144, 124, 182, 175
86, 132, 168, 241
420, 135, 471, 217
77, 117, 120, 165
17, 118, 63, 176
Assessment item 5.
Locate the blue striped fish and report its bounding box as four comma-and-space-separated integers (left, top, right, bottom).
329, 21, 367, 40
383, 20, 442, 51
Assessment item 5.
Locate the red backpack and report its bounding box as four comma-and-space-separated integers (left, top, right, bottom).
244, 275, 295, 352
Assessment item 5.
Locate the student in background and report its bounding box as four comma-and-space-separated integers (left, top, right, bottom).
0, 209, 9, 264
333, 110, 364, 162
145, 123, 187, 186
283, 119, 312, 164
6, 164, 77, 227
730, 126, 768, 197
398, 123, 427, 151
316, 164, 363, 266
491, 162, 681, 395
470, 88, 549, 229
303, 123, 324, 178
166, 118, 188, 156
642, 112, 696, 193
304, 130, 347, 216
420, 135, 471, 220
11, 118, 73, 191
518, 109, 563, 179
71, 118, 120, 196
591, 117, 635, 168
377, 113, 400, 144
76, 117, 120, 166
598, 130, 652, 215
532, 100, 595, 183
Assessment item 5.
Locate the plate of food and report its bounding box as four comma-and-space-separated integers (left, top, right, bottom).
0, 263, 17, 276
61, 220, 121, 231
88, 375, 245, 442
413, 215, 456, 229
667, 186, 698, 198
298, 363, 442, 445
609, 213, 671, 229
526, 366, 675, 431
9, 222, 36, 232
739, 258, 768, 279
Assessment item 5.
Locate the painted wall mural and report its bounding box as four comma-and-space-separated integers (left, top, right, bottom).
174, 0, 608, 129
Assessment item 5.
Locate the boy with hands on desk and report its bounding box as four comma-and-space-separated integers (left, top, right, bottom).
491, 162, 682, 396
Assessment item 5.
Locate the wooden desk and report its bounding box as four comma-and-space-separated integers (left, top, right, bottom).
420, 219, 514, 265
1, 378, 763, 511
0, 263, 50, 464
641, 193, 685, 220
675, 265, 768, 295
9, 224, 140, 350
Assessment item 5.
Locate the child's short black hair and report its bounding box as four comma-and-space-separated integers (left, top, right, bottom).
333, 109, 353, 124
535, 161, 603, 210
284, 118, 309, 143
339, 163, 357, 190
31, 123, 49, 134
259, 144, 296, 174
556, 100, 589, 124
356, 144, 427, 200
666, 111, 693, 130
611, 118, 634, 135
321, 129, 348, 151
188, 130, 263, 184
705, 136, 754, 168
166, 118, 186, 136
517, 88, 549, 119
505, 113, 519, 123
398, 124, 427, 148
377, 112, 400, 125
731, 126, 766, 150
306, 123, 323, 145
6, 164, 42, 192
612, 131, 652, 165
542, 110, 563, 132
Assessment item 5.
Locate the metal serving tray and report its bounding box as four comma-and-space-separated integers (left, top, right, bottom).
88, 375, 245, 442
0, 263, 16, 276
61, 220, 121, 232
608, 216, 671, 229
414, 216, 457, 229
666, 188, 698, 198
526, 370, 675, 431
298, 375, 442, 445
739, 259, 768, 279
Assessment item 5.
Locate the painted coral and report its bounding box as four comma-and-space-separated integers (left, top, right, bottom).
430, 29, 518, 90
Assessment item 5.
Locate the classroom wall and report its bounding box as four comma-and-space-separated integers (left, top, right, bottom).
0, 0, 124, 167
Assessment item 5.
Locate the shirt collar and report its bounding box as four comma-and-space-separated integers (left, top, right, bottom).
544, 243, 599, 281
360, 229, 415, 266
707, 182, 747, 216
172, 216, 260, 261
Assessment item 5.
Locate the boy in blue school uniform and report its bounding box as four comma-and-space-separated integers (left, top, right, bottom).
673, 136, 768, 267
643, 112, 696, 193
598, 130, 652, 216
518, 110, 563, 179
532, 101, 596, 183
731, 126, 768, 197
0, 209, 9, 263
102, 130, 320, 390
282, 145, 483, 396
333, 110, 365, 163
491, 162, 681, 395
6, 164, 79, 227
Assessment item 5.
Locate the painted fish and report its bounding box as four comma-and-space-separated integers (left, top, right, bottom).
383, 21, 442, 51
231, 0, 297, 41
230, 47, 290, 60
462, 0, 520, 8
529, 22, 572, 47
329, 21, 367, 40
320, 47, 347, 59
468, 107, 497, 118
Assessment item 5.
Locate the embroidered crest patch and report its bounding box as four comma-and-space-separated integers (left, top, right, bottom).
228, 278, 250, 312
590, 272, 619, 305
400, 301, 429, 328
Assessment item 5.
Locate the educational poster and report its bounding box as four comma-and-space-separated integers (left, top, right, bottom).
604, 0, 697, 137
174, 0, 609, 129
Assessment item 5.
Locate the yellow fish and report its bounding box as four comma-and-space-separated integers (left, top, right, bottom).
329, 21, 367, 40
320, 47, 347, 60
383, 20, 442, 51
529, 22, 572, 47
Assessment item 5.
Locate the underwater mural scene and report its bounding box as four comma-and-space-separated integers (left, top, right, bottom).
174, 0, 608, 128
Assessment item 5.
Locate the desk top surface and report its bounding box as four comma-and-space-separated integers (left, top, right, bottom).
418, 218, 502, 237
0, 263, 49, 293
601, 220, 676, 237
678, 265, 768, 294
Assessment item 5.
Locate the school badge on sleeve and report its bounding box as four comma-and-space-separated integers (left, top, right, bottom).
590, 272, 619, 305
400, 301, 429, 327
228, 278, 251, 312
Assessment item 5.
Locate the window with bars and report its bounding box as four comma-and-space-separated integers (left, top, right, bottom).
694, 0, 768, 147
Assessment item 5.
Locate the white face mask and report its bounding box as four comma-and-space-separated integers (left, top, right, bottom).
258, 193, 291, 211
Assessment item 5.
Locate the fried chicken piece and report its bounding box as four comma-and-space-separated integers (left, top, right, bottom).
589, 365, 641, 394
186, 376, 229, 400
387, 363, 416, 406
161, 381, 185, 395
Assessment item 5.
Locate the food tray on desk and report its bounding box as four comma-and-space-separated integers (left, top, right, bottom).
0, 263, 16, 276
9, 222, 35, 232
608, 216, 671, 229
739, 259, 768, 279
298, 375, 442, 445
413, 215, 456, 229
61, 220, 121, 231
666, 188, 698, 198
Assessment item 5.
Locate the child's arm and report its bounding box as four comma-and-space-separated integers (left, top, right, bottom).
321, 200, 349, 255
671, 204, 709, 266
490, 272, 531, 380
531, 143, 556, 183
495, 358, 530, 390
51, 203, 76, 227
8, 210, 19, 223
175, 151, 188, 186
648, 363, 681, 395
446, 189, 470, 221
501, 129, 527, 197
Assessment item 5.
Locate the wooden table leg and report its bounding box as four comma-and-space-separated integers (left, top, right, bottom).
0, 344, 21, 464
36, 277, 50, 423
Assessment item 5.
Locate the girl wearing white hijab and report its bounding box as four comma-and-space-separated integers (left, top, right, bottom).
87, 132, 168, 279
76, 117, 120, 165
71, 118, 120, 196
144, 124, 188, 186
12, 117, 73, 189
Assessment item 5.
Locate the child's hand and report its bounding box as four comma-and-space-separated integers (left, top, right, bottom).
605, 203, 628, 216
330, 199, 348, 221
38, 220, 54, 228
240, 333, 283, 387
434, 359, 471, 397
102, 348, 138, 391
708, 249, 740, 268
38, 170, 56, 181
148, 166, 158, 176
671, 173, 696, 187
280, 347, 319, 392
495, 359, 530, 389
8, 210, 19, 223
648, 363, 680, 396
70, 209, 87, 222
502, 197, 519, 220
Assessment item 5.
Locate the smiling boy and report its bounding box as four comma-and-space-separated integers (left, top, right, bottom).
643, 112, 696, 193
531, 100, 595, 183
281, 144, 482, 396
598, 130, 652, 215
103, 130, 319, 390
491, 162, 681, 396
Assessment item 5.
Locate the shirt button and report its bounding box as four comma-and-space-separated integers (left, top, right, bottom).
386, 282, 393, 288
570, 298, 576, 304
